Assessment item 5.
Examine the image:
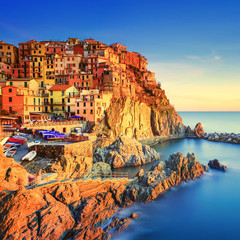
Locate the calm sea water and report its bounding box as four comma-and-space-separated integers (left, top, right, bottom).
113, 112, 240, 240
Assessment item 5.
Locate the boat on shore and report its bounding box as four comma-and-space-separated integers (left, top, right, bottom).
27, 141, 41, 148
22, 150, 37, 161
4, 147, 17, 157
7, 137, 25, 145
5, 142, 22, 147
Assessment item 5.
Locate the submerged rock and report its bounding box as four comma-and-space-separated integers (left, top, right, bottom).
208, 159, 227, 171
93, 135, 161, 168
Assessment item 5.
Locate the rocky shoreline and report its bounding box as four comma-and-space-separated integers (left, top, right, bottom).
0, 143, 208, 240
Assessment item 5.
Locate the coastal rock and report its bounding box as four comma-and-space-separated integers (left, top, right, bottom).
208, 159, 227, 171
0, 145, 28, 190
94, 97, 184, 140
93, 136, 161, 168
123, 152, 207, 203
0, 189, 75, 240
92, 162, 112, 177
194, 123, 204, 137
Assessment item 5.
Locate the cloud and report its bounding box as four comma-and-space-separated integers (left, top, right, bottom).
214, 56, 221, 61
185, 55, 201, 60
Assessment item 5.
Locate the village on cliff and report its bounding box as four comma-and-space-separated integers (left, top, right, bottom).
0, 37, 233, 240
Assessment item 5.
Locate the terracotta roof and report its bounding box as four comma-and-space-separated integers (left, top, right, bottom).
49, 85, 71, 91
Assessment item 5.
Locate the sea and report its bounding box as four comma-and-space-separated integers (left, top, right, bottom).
113, 112, 240, 240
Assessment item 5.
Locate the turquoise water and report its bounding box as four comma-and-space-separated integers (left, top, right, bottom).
113, 112, 240, 240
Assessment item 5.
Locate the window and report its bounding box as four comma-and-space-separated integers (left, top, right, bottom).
8, 46, 10, 50
77, 110, 79, 114
50, 91, 53, 96
90, 110, 93, 114
24, 82, 27, 87
39, 107, 40, 111
62, 106, 65, 111
90, 102, 93, 107
77, 102, 79, 107
9, 107, 12, 112
68, 98, 70, 103
9, 97, 12, 102
83, 109, 86, 114
9, 88, 12, 92
83, 102, 86, 107
10, 82, 13, 86
62, 91, 64, 96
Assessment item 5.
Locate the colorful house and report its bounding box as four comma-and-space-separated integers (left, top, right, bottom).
49, 85, 79, 116
75, 89, 112, 123
0, 41, 18, 65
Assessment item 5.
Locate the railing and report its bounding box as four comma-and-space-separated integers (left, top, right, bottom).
25, 171, 129, 190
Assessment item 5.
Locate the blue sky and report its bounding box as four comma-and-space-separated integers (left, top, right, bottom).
1, 0, 240, 110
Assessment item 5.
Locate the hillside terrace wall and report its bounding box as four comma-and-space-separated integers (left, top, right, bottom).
30, 140, 93, 159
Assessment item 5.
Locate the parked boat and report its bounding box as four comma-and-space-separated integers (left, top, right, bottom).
27, 141, 41, 148
4, 147, 17, 157
5, 142, 22, 147
8, 137, 25, 145
12, 135, 27, 141
22, 150, 37, 161
0, 137, 9, 146
44, 133, 65, 140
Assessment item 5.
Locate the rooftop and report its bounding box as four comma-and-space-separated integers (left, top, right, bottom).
49, 85, 72, 91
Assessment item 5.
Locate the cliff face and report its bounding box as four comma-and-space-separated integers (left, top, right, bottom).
95, 97, 184, 140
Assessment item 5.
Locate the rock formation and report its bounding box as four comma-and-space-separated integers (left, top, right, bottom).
185, 122, 204, 138
194, 123, 204, 137
123, 152, 208, 203
94, 135, 161, 168
0, 145, 28, 191
208, 159, 227, 171
0, 149, 208, 239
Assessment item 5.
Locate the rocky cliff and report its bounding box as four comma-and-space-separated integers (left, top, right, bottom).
95, 97, 184, 140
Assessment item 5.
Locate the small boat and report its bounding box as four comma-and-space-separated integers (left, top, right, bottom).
5, 142, 22, 147
4, 147, 17, 157
12, 135, 27, 141
22, 150, 37, 161
8, 137, 25, 145
0, 137, 9, 146
4, 143, 14, 151
27, 140, 41, 148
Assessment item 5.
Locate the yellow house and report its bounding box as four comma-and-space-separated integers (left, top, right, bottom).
44, 57, 55, 86
6, 78, 39, 94
0, 41, 18, 65
49, 85, 79, 116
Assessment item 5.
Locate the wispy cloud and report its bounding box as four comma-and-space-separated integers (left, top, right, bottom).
214, 55, 221, 61
184, 52, 221, 61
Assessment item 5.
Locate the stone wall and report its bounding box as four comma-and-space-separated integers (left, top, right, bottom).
29, 140, 93, 178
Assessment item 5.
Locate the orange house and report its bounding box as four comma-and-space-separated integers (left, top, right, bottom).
2, 86, 24, 115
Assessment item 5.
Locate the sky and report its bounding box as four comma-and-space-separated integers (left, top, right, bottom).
1, 0, 240, 111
